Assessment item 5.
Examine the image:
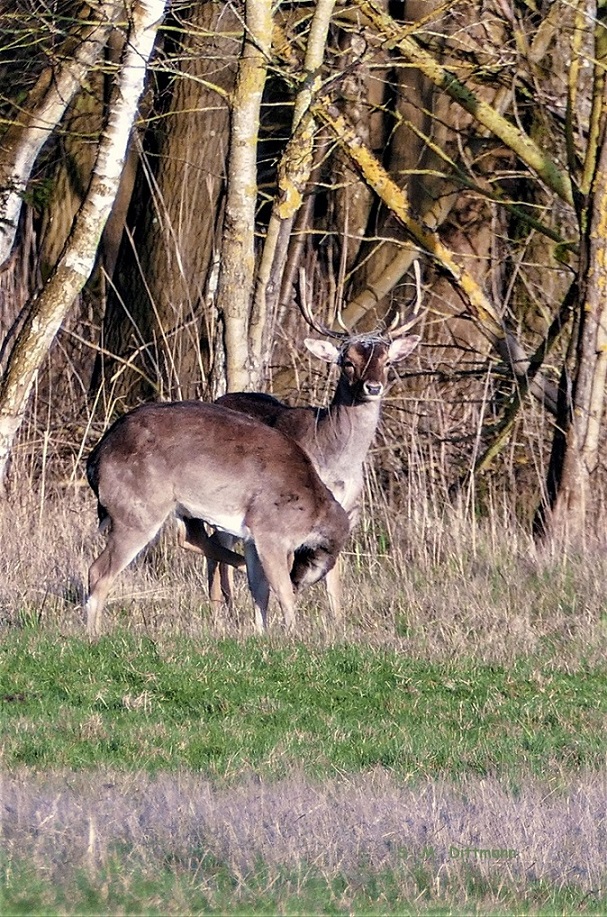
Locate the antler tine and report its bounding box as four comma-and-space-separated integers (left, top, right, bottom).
336, 308, 350, 334
386, 259, 425, 337
298, 269, 349, 340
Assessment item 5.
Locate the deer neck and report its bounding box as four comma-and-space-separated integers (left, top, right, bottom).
333, 391, 380, 447
312, 391, 381, 476
303, 393, 380, 515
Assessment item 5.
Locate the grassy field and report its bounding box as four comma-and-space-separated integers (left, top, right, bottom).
2, 632, 606, 777
1, 490, 606, 914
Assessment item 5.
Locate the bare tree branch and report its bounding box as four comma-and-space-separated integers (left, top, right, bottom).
313, 100, 559, 414
351, 0, 574, 206
0, 0, 167, 493
0, 0, 124, 268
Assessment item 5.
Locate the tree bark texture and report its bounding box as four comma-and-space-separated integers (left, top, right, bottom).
97, 1, 240, 404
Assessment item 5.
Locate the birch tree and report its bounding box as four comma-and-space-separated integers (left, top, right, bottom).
0, 0, 123, 269
216, 0, 273, 392
0, 0, 167, 493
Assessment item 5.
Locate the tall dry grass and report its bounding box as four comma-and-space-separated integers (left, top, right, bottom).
1, 457, 606, 668
1, 324, 606, 665
3, 767, 605, 913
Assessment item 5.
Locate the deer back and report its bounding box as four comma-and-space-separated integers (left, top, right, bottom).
87, 401, 347, 551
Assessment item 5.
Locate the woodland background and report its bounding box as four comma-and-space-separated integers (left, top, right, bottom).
1, 0, 607, 543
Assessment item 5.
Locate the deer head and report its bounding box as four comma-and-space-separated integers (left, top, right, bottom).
304, 333, 420, 404
298, 264, 423, 403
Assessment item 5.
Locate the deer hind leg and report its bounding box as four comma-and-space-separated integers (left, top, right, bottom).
207, 532, 238, 611
86, 520, 161, 638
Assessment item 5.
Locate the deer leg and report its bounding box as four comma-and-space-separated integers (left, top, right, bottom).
219, 561, 234, 608
178, 519, 241, 611
325, 557, 342, 622
86, 521, 160, 638
243, 542, 270, 634
179, 517, 244, 567
208, 532, 237, 610
207, 557, 237, 611
253, 539, 296, 631
207, 555, 221, 608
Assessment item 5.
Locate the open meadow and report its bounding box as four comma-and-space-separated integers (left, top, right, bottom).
1, 484, 606, 915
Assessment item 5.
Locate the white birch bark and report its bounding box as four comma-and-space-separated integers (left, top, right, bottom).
218, 0, 272, 392
0, 0, 124, 268
0, 0, 167, 494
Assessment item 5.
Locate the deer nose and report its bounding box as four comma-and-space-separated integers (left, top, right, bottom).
363, 381, 383, 398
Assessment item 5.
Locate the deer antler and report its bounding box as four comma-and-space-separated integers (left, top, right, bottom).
299, 263, 424, 340
298, 269, 350, 340
386, 259, 425, 337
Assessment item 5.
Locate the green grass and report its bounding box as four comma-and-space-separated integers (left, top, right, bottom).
3, 852, 603, 916
2, 630, 605, 778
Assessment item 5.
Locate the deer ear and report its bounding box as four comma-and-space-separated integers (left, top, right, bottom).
388, 335, 420, 363
304, 338, 341, 364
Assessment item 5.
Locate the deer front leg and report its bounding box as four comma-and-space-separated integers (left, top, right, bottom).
178, 518, 245, 567
243, 542, 271, 633
254, 539, 296, 631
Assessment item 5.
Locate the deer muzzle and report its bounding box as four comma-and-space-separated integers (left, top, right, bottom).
363, 382, 383, 398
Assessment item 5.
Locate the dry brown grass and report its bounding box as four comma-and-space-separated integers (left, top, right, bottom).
0, 474, 606, 669
3, 767, 605, 913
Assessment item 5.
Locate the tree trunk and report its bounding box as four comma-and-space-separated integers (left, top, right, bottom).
217, 0, 272, 392
536, 6, 607, 546
541, 149, 607, 545
97, 1, 240, 404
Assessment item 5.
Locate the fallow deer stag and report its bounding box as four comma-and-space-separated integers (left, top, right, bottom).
84, 402, 349, 636
206, 293, 422, 618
